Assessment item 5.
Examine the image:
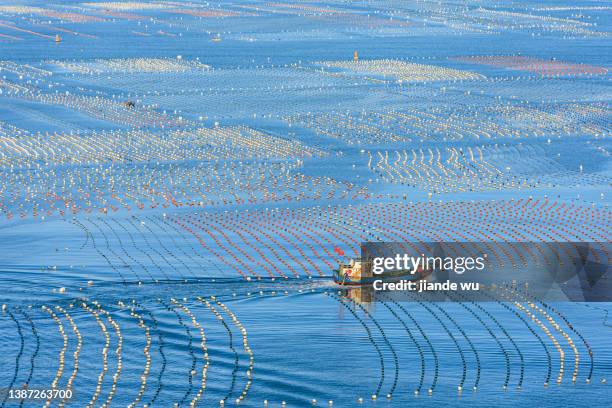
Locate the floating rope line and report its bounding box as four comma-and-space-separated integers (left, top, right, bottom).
161, 216, 228, 278
147, 216, 201, 278
42, 305, 67, 408
580, 303, 607, 379
126, 217, 173, 281
159, 216, 207, 266
502, 285, 564, 387
56, 305, 82, 408
19, 310, 40, 408
326, 292, 385, 399
171, 299, 209, 407
214, 216, 284, 279
96, 302, 123, 407
448, 292, 511, 389
493, 285, 552, 386
449, 292, 525, 390
88, 218, 141, 282
178, 215, 258, 280
347, 296, 399, 398
122, 218, 171, 282
1, 310, 24, 408
239, 214, 311, 278
72, 219, 128, 284
601, 308, 612, 328
383, 295, 439, 394
212, 297, 254, 403
81, 301, 110, 408
159, 299, 196, 405
468, 295, 524, 389
432, 296, 481, 391
110, 218, 158, 282
99, 217, 144, 282
509, 285, 576, 384
377, 295, 426, 394
521, 286, 590, 383
66, 218, 89, 249
135, 301, 167, 407
188, 217, 266, 280
259, 214, 326, 276
127, 305, 152, 407
137, 216, 195, 280
407, 292, 468, 391
204, 216, 281, 278
200, 298, 238, 403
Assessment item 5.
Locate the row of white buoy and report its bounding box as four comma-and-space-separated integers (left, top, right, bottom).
369, 143, 561, 193
317, 59, 485, 83
82, 2, 172, 11
455, 55, 607, 77
285, 101, 609, 147
0, 125, 323, 166
56, 305, 82, 408
49, 58, 209, 75
207, 296, 255, 404
127, 305, 152, 407
0, 122, 346, 219
172, 298, 209, 407
97, 301, 123, 406
41, 305, 67, 408
81, 301, 110, 408
2, 291, 609, 407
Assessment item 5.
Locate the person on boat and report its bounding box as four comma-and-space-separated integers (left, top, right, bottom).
343, 267, 352, 282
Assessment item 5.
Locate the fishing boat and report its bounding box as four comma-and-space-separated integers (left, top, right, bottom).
333, 258, 429, 286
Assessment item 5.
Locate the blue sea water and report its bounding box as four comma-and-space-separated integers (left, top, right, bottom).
0, 0, 611, 407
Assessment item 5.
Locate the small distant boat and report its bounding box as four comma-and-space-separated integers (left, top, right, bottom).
211, 35, 222, 42
333, 258, 428, 286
